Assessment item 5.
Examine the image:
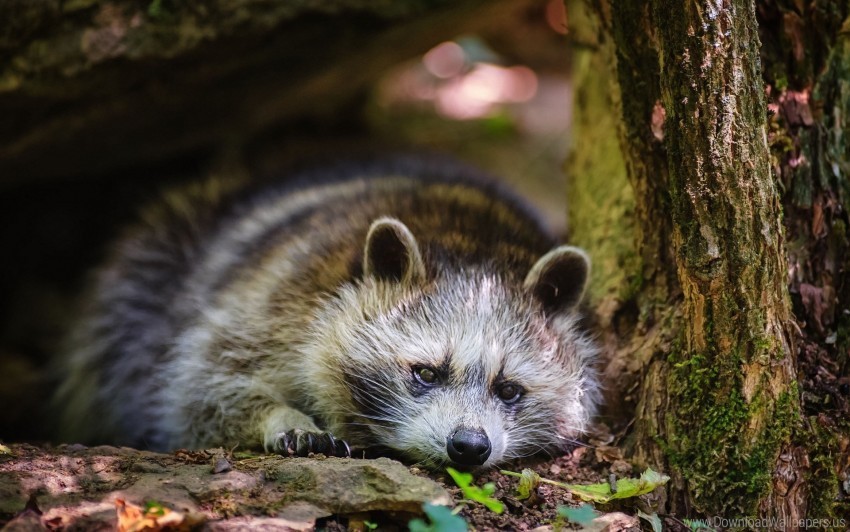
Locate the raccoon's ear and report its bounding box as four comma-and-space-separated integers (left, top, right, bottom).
524, 246, 590, 314
363, 217, 426, 284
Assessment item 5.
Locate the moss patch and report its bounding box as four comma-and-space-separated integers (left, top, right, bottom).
665, 345, 799, 516
565, 5, 637, 304
805, 418, 850, 518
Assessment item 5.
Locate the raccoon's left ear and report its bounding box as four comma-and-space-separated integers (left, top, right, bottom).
363, 217, 426, 284
524, 246, 590, 315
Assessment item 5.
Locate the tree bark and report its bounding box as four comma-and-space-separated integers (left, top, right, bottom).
569, 0, 850, 521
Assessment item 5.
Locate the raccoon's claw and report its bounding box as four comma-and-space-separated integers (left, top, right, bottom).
274, 430, 351, 458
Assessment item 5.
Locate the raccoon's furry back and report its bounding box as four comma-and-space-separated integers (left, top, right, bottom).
53, 157, 562, 450
53, 177, 244, 448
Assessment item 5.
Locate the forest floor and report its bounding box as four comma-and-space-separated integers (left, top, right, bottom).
0, 422, 692, 531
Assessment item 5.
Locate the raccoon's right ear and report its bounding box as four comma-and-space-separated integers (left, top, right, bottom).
363, 217, 426, 284
524, 246, 590, 315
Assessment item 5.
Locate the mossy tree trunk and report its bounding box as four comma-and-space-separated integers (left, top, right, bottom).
568, 0, 850, 521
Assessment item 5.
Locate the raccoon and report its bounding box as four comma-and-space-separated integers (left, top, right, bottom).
54, 157, 598, 469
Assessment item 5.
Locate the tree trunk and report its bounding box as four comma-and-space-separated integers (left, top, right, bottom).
569, 0, 850, 521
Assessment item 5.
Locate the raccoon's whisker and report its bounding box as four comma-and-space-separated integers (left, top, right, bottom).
351, 396, 409, 419
326, 401, 409, 428
504, 447, 548, 459
411, 454, 448, 471
549, 427, 595, 445
505, 439, 554, 456
556, 437, 593, 448
331, 407, 401, 425
411, 458, 431, 469
320, 376, 411, 420
340, 422, 387, 431
347, 373, 400, 398
345, 379, 413, 418
342, 413, 399, 424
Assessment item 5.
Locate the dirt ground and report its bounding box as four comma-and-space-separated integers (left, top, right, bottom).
0, 422, 690, 531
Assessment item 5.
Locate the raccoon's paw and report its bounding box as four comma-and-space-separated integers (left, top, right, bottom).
273, 429, 351, 458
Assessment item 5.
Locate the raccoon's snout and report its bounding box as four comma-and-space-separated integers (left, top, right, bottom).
446, 427, 492, 466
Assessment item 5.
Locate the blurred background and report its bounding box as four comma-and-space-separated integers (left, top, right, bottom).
0, 0, 576, 441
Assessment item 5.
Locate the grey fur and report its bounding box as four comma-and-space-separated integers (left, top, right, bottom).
54, 158, 599, 468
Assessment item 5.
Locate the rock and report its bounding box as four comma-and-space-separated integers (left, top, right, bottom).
212, 457, 232, 475
0, 443, 450, 529
1, 510, 46, 532
592, 511, 640, 531
204, 516, 316, 531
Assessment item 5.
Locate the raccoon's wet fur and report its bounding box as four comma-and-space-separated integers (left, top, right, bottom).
54, 157, 598, 469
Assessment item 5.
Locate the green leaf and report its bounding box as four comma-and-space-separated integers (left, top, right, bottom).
503, 467, 670, 504
638, 510, 663, 532
566, 468, 670, 503
143, 501, 167, 516
446, 467, 505, 514
446, 467, 474, 489
408, 518, 431, 532
408, 503, 468, 532
558, 504, 599, 527
515, 468, 539, 500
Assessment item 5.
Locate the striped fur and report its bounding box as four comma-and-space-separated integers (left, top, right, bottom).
53, 157, 599, 468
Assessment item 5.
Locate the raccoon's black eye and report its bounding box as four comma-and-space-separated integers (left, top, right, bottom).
496, 383, 523, 404
413, 366, 440, 386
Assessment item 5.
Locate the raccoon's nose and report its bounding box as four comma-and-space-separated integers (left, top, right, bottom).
447, 427, 492, 466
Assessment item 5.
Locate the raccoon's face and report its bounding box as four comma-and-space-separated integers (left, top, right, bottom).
316, 217, 597, 470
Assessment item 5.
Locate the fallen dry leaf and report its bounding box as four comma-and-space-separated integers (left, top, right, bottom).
799, 282, 834, 333
594, 445, 624, 464
115, 499, 199, 532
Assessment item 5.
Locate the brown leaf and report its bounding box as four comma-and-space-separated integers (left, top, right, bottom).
594, 445, 624, 464
781, 90, 814, 127
115, 499, 193, 532
812, 199, 827, 239
782, 12, 806, 63
799, 283, 827, 333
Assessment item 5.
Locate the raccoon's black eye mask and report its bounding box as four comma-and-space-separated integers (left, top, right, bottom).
412, 363, 526, 405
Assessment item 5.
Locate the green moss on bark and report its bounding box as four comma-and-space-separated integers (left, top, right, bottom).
584, 0, 850, 519
666, 345, 798, 515
592, 0, 801, 518
805, 419, 850, 518
564, 0, 636, 304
